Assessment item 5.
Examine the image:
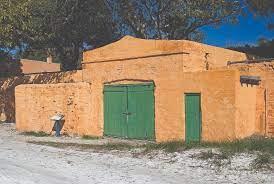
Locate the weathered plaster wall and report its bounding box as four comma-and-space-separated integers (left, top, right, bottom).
14, 36, 268, 142
255, 88, 267, 135
0, 70, 83, 122
229, 62, 274, 137
83, 36, 247, 72
15, 82, 93, 136
173, 70, 237, 142
20, 59, 61, 74
235, 83, 258, 139
83, 50, 238, 142
81, 36, 250, 142
267, 90, 274, 137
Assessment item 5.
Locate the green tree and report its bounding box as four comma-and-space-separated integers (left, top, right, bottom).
247, 0, 274, 15
229, 39, 274, 59
246, 0, 274, 30
0, 0, 251, 70
30, 0, 116, 70
0, 0, 116, 70
0, 50, 22, 77
0, 0, 34, 49
108, 0, 241, 41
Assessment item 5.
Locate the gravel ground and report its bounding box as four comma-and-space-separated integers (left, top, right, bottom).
0, 124, 273, 184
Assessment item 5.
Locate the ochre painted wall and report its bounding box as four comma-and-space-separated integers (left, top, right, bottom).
15, 36, 271, 142
81, 36, 248, 142
15, 83, 93, 136
83, 50, 239, 142
20, 59, 60, 74
235, 82, 258, 139
83, 36, 247, 71
0, 70, 83, 122
229, 61, 274, 137
266, 90, 274, 137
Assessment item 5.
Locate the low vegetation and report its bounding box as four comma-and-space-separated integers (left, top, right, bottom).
28, 136, 274, 155
214, 136, 274, 156
82, 135, 100, 140
137, 136, 274, 157
143, 141, 185, 153
28, 141, 134, 151
251, 153, 273, 170
193, 150, 231, 167
27, 135, 274, 170
21, 131, 51, 137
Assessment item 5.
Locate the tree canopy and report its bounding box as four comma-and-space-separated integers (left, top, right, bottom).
0, 0, 116, 70
0, 50, 22, 77
246, 0, 274, 30
1, 0, 271, 71
108, 0, 241, 41
247, 0, 274, 16
229, 38, 274, 59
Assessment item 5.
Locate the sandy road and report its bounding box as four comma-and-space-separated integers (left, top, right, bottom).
0, 124, 273, 184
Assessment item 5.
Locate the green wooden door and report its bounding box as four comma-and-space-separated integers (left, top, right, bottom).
185, 94, 201, 142
127, 85, 155, 140
104, 84, 155, 140
104, 86, 127, 137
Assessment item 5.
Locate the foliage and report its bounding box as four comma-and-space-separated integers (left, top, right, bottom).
229, 39, 274, 59
0, 50, 22, 78
21, 49, 48, 62
246, 0, 274, 30
247, 0, 274, 16
0, 0, 116, 70
2, 0, 268, 70
30, 0, 116, 70
21, 48, 65, 64
0, 0, 33, 49
108, 0, 241, 41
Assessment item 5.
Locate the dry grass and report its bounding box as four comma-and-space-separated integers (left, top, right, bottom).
28, 136, 274, 156
251, 153, 273, 170
82, 135, 100, 140
21, 131, 51, 137
28, 141, 135, 151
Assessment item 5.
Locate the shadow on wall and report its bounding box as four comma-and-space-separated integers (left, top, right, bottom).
0, 70, 80, 123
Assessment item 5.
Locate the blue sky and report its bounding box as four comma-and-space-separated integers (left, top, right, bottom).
203, 14, 274, 48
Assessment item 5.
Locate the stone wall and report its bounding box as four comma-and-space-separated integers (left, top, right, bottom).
0, 70, 83, 122
15, 83, 92, 136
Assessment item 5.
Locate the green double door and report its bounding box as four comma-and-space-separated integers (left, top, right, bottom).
104, 84, 155, 140
185, 94, 201, 142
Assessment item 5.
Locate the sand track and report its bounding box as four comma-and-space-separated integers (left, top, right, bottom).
0, 124, 273, 184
